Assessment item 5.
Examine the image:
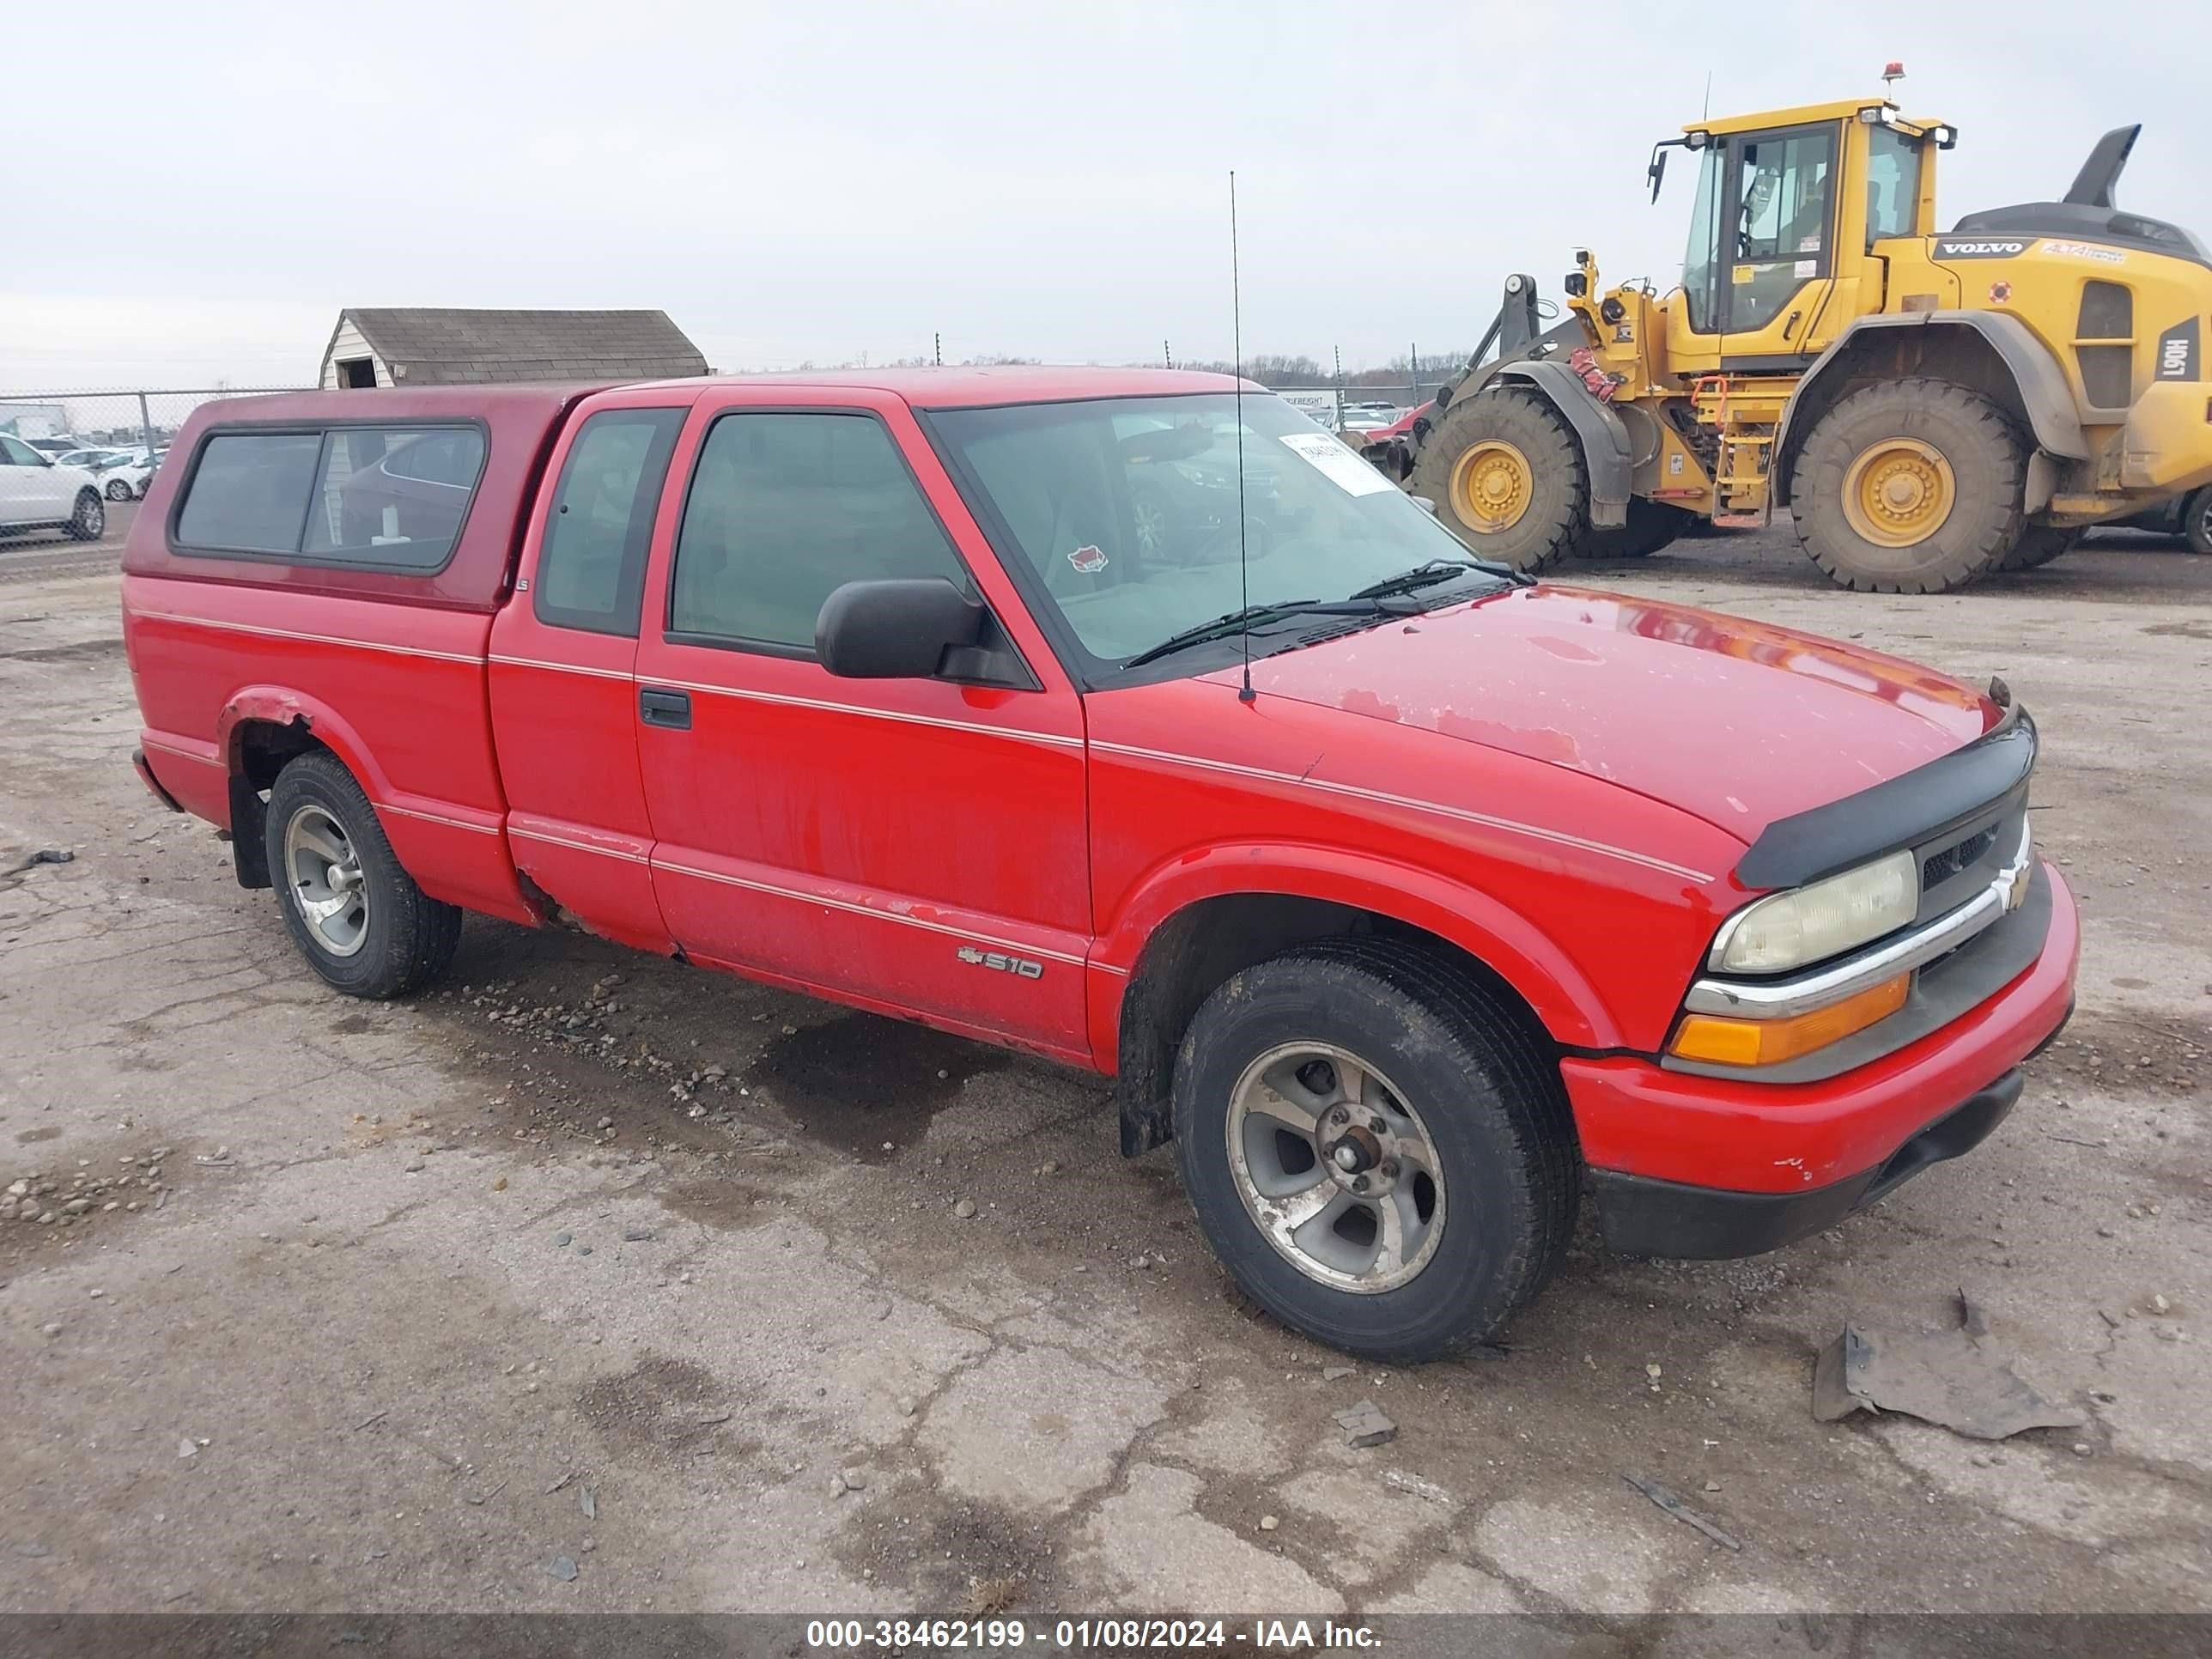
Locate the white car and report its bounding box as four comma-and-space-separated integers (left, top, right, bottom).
0, 434, 107, 540
56, 447, 155, 501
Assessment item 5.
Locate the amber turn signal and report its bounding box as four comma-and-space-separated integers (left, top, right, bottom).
1668, 974, 1911, 1067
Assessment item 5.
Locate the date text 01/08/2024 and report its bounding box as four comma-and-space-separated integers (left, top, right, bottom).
803, 1617, 1384, 1650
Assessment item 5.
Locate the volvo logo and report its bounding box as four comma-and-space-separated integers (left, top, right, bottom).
1933, 239, 2027, 258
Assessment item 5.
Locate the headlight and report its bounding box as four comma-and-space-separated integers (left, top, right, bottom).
1711, 850, 1917, 975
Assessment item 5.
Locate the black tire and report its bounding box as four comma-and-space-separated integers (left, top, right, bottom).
264, 752, 463, 999
63, 489, 105, 541
1576, 498, 1692, 560
1170, 937, 1579, 1363
2185, 488, 2212, 556
1792, 378, 2025, 592
1997, 523, 2081, 571
104, 478, 133, 502
1408, 386, 1586, 573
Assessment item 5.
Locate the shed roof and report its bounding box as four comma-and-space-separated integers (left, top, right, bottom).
329, 307, 707, 383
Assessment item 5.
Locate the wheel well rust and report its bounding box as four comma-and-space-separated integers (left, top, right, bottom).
225, 716, 329, 890
1114, 895, 1559, 1157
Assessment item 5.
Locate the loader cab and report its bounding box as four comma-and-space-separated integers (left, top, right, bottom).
1662, 99, 1942, 376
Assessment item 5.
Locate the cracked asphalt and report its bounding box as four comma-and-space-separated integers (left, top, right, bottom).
0, 524, 2206, 1618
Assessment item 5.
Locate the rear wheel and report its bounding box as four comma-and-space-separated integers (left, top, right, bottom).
104, 478, 133, 502
1170, 938, 1578, 1362
1410, 386, 1586, 574
2185, 488, 2212, 556
265, 752, 462, 999
1793, 379, 2024, 592
1998, 524, 2081, 571
64, 489, 104, 541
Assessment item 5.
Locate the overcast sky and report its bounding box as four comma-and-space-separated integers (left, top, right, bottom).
8, 2, 2209, 390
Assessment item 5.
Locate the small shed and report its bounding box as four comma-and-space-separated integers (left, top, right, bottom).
319, 307, 708, 389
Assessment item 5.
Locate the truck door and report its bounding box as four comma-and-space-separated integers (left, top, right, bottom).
0, 435, 64, 523
1672, 122, 1842, 368
487, 393, 694, 952
630, 386, 1093, 1061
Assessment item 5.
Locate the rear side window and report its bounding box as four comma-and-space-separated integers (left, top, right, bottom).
174, 424, 485, 568
670, 412, 968, 652
533, 408, 686, 635
174, 433, 323, 554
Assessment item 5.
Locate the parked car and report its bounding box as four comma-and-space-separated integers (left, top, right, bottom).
1358, 401, 1437, 480
121, 373, 2076, 1361
0, 433, 107, 538
24, 434, 89, 460
56, 447, 157, 501
2115, 483, 2212, 554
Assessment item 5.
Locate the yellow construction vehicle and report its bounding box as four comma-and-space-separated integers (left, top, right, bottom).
1401, 83, 2212, 590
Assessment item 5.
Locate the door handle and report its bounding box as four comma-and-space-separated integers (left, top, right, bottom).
639, 687, 691, 731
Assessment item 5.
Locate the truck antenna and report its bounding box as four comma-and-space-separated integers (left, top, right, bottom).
1231, 169, 1255, 705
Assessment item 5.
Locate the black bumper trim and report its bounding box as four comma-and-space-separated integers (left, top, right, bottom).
131, 749, 185, 814
1590, 1069, 2026, 1260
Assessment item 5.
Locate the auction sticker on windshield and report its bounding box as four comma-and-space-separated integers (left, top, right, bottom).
1278, 431, 1395, 497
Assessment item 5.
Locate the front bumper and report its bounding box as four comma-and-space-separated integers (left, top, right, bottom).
1564, 861, 2078, 1255
1590, 1069, 2026, 1257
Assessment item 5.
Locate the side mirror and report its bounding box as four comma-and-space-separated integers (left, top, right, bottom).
815, 577, 985, 679
1645, 147, 1668, 203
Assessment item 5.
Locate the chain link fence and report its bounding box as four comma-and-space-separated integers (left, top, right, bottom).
0, 386, 311, 478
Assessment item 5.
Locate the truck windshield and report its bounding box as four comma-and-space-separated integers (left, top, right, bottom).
929, 393, 1485, 672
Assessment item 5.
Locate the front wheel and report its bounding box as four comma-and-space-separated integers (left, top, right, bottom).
1171, 939, 1579, 1362
105, 478, 133, 502
64, 490, 105, 541
265, 752, 462, 998
1998, 524, 2081, 571
1408, 386, 1587, 573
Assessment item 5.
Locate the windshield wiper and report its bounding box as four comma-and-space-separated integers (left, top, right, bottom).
1348, 559, 1480, 599
1348, 556, 1528, 599
1121, 599, 1390, 669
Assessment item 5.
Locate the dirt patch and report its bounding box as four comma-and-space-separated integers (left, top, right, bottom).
0, 636, 125, 663
657, 1174, 784, 1232
2030, 1009, 2209, 1100
15, 1127, 60, 1144
575, 1353, 754, 1458
746, 1013, 1011, 1162
833, 1486, 1060, 1608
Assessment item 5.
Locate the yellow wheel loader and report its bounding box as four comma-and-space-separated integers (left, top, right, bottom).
1401, 91, 2212, 591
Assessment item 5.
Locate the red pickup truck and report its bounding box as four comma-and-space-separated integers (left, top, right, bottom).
121, 369, 2076, 1361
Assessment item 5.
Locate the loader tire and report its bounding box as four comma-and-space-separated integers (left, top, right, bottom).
1997, 524, 2081, 571
1575, 498, 1692, 560
1410, 385, 1585, 573
1792, 379, 2025, 593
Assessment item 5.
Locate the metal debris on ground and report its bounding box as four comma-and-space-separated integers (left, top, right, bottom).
10, 849, 74, 874
1622, 1470, 1741, 1551
546, 1554, 579, 1582
1812, 1291, 2086, 1440
1333, 1400, 1398, 1449
1382, 1470, 1455, 1507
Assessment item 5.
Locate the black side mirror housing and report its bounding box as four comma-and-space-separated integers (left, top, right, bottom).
815, 578, 986, 679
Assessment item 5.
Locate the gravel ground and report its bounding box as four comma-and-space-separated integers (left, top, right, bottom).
0, 523, 2205, 1621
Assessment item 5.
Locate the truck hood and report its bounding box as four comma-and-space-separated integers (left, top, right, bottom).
1204, 584, 2001, 842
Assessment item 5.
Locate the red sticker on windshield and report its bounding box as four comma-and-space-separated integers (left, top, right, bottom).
1068, 544, 1108, 574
